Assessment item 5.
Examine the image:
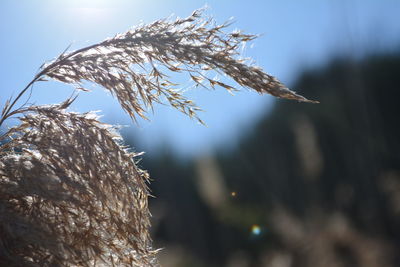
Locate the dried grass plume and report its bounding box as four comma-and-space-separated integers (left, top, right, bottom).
0, 8, 317, 266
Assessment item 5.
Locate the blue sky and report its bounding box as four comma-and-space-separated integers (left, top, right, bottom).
1, 0, 399, 157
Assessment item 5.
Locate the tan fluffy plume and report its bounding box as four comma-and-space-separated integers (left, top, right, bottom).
0, 8, 316, 267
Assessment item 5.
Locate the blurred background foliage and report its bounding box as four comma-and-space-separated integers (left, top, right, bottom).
130, 50, 400, 267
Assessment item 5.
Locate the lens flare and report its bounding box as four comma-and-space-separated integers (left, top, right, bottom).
251, 224, 261, 235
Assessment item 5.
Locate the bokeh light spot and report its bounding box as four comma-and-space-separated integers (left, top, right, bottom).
251, 224, 261, 235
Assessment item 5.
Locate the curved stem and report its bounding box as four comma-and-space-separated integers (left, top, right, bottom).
0, 33, 149, 129
0, 40, 111, 128
0, 77, 38, 128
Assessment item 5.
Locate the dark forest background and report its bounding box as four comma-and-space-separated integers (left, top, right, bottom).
131, 50, 400, 267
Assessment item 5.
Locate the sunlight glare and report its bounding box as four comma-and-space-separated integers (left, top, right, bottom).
65, 0, 116, 26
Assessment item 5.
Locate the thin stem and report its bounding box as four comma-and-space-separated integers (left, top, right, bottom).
0, 77, 38, 127
0, 40, 111, 128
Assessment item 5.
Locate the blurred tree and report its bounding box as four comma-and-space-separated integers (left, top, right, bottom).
145, 51, 400, 267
